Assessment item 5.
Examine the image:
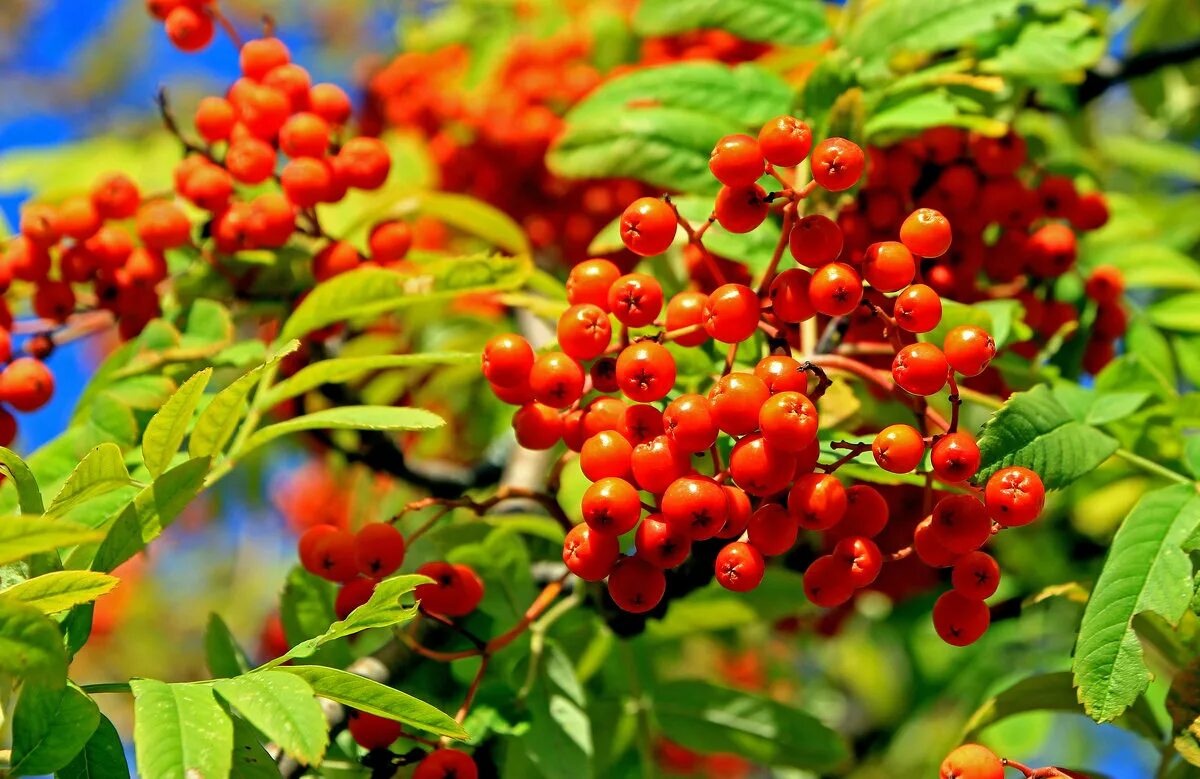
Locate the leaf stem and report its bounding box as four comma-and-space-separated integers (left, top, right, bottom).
1113, 448, 1193, 486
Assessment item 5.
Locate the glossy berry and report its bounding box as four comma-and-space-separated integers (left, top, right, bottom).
932, 590, 991, 647
414, 562, 484, 617
368, 221, 413, 264
413, 749, 478, 779
746, 503, 799, 556
729, 435, 795, 497
630, 436, 690, 495
590, 358, 620, 393
872, 424, 925, 473
929, 495, 992, 554
899, 208, 952, 258
0, 358, 55, 412
808, 263, 863, 316
240, 37, 291, 80
335, 578, 377, 620
567, 259, 621, 309
861, 241, 915, 292
664, 291, 710, 347
635, 514, 692, 569
1084, 265, 1124, 303
718, 485, 753, 539
661, 476, 728, 540
789, 214, 843, 267
787, 473, 847, 531
557, 303, 612, 361
892, 342, 949, 396
893, 284, 942, 333
931, 433, 981, 483
580, 431, 634, 481
984, 466, 1045, 527
714, 184, 768, 233
703, 283, 761, 343
715, 542, 765, 592
943, 325, 996, 377
562, 524, 620, 581
354, 523, 406, 578
165, 5, 214, 52
582, 477, 641, 535
608, 273, 664, 328
914, 516, 961, 569
620, 198, 676, 256
663, 393, 718, 453
482, 333, 534, 388
309, 529, 359, 583
833, 535, 883, 588
298, 525, 338, 574
758, 391, 818, 452
939, 743, 1004, 779
91, 172, 140, 220
754, 355, 807, 394
347, 710, 402, 751
758, 116, 812, 167
768, 268, 815, 323
841, 485, 889, 538
615, 342, 675, 403
708, 373, 770, 437
607, 556, 666, 613
952, 551, 1001, 600
620, 404, 663, 446
803, 555, 854, 608
529, 352, 585, 408
336, 137, 392, 189
811, 137, 864, 191
709, 134, 765, 187
511, 403, 562, 450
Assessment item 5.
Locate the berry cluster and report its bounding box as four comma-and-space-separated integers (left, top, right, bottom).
842, 126, 1123, 378
482, 116, 1047, 645
348, 704, 479, 778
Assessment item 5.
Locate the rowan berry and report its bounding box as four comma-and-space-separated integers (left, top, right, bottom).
788, 473, 847, 531
758, 391, 817, 452
708, 372, 769, 437
562, 523, 619, 581
511, 403, 561, 449
619, 197, 676, 256
768, 268, 814, 323
608, 273, 663, 327
718, 485, 753, 539
297, 525, 338, 574
136, 201, 191, 250
194, 96, 235, 142
861, 241, 916, 292
921, 127, 965, 164
932, 590, 990, 646
703, 284, 760, 343
630, 435, 690, 494
85, 226, 133, 272
803, 555, 854, 608
729, 434, 795, 496
279, 112, 330, 158
753, 355, 806, 395
347, 710, 402, 751
984, 466, 1044, 527
715, 542, 765, 592
225, 137, 277, 184
19, 204, 59, 247
789, 213, 843, 267
581, 431, 633, 481
312, 241, 361, 282
354, 523, 406, 578
247, 192, 295, 247
892, 342, 949, 396
4, 238, 50, 282
1069, 192, 1109, 231
240, 37, 291, 80
56, 196, 101, 241
481, 333, 534, 388
413, 749, 478, 779
615, 341, 675, 403
661, 475, 728, 540
414, 562, 484, 617
334, 578, 377, 620
309, 83, 353, 126
33, 281, 75, 322
872, 424, 925, 473
1093, 302, 1128, 340
0, 358, 55, 412
557, 304, 612, 361
758, 116, 812, 167
530, 352, 585, 408
336, 137, 392, 190
582, 477, 641, 535
833, 535, 883, 588
0, 408, 15, 448
365, 221, 411, 264
899, 208, 952, 258
567, 259, 621, 310
893, 284, 942, 333
589, 357, 620, 394
661, 394, 717, 453
714, 184, 768, 234
970, 130, 1026, 177
664, 291, 710, 346
91, 172, 140, 220
709, 134, 765, 187
635, 514, 692, 569
580, 397, 625, 438
165, 5, 214, 51
1084, 265, 1123, 303
263, 64, 312, 112
808, 262, 863, 316
913, 516, 960, 568
619, 404, 663, 446
309, 528, 359, 583
607, 556, 666, 613
840, 485, 889, 538
939, 744, 1004, 779
1037, 175, 1079, 219
746, 503, 798, 556
1026, 223, 1077, 276
930, 432, 981, 483
281, 157, 335, 208
811, 137, 864, 191
929, 495, 992, 554
180, 164, 233, 212
952, 551, 1000, 600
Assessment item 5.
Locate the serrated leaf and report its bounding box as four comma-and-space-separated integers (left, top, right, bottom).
182, 299, 234, 347
653, 680, 848, 770
975, 385, 1119, 490
1148, 293, 1200, 332
55, 713, 129, 779
189, 340, 300, 459
278, 257, 531, 345
262, 352, 475, 408
241, 406, 444, 456
47, 444, 133, 517
633, 0, 827, 45
981, 10, 1104, 80
262, 574, 430, 669
280, 665, 465, 739
1074, 485, 1200, 722
519, 643, 592, 779
142, 368, 212, 478
11, 683, 99, 775
214, 671, 327, 765
90, 458, 210, 574
0, 447, 45, 515
0, 517, 104, 566
0, 599, 67, 687
205, 612, 252, 678
0, 571, 118, 614
131, 680, 232, 779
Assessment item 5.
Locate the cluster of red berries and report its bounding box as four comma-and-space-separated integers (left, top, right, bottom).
639, 29, 771, 66
842, 126, 1123, 376
347, 705, 479, 777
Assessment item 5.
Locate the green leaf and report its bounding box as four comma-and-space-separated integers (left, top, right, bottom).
0, 599, 67, 687
0, 571, 118, 614
279, 565, 351, 668
241, 406, 444, 456
974, 385, 1119, 490
1074, 485, 1200, 722
262, 352, 475, 408
518, 643, 593, 778
1185, 437, 1200, 481
182, 299, 234, 348
90, 458, 211, 574
189, 341, 300, 459
205, 612, 252, 678
865, 90, 966, 137
550, 63, 792, 193
214, 671, 327, 765
278, 257, 531, 345
920, 298, 1024, 351
394, 192, 530, 256
11, 683, 100, 775
55, 714, 129, 779
1148, 293, 1200, 332
142, 368, 212, 478
0, 447, 45, 514
962, 671, 1161, 742
1086, 392, 1150, 426
652, 680, 848, 770
228, 715, 281, 779
279, 665, 465, 739
47, 444, 133, 517
0, 516, 104, 566
633, 0, 827, 45
981, 10, 1104, 79
131, 680, 232, 779
262, 574, 429, 669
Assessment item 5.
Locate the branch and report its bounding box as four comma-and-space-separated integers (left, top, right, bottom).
1080, 38, 1200, 102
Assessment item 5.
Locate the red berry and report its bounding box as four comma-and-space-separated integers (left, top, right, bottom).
1084, 265, 1123, 303
165, 5, 214, 52
368, 221, 413, 264
607, 556, 666, 614
1026, 223, 1077, 276
557, 304, 612, 361
608, 273, 664, 328
872, 424, 925, 473
841, 485, 889, 537
984, 466, 1044, 527
661, 476, 727, 540
1069, 192, 1109, 231
580, 397, 625, 439
939, 744, 1004, 779
482, 333, 534, 388
511, 403, 562, 450
57, 196, 101, 241
708, 372, 769, 437
952, 551, 1001, 600
931, 432, 981, 483
758, 391, 818, 452
226, 138, 277, 184
789, 214, 843, 267
562, 523, 620, 581
929, 495, 992, 554
894, 284, 942, 333
619, 404, 663, 446
718, 485, 753, 539
709, 134, 765, 187
615, 342, 675, 403
582, 477, 642, 535
715, 542, 765, 592
803, 555, 854, 608
279, 112, 330, 158
899, 208, 952, 258
281, 157, 334, 208
787, 473, 847, 531
264, 64, 312, 112
747, 503, 799, 556
414, 562, 484, 617
337, 137, 391, 190
0, 408, 16, 448
354, 523, 406, 578
663, 394, 718, 453
932, 590, 990, 646
590, 357, 620, 394
808, 262, 863, 316
347, 710, 402, 751
892, 342, 949, 396
635, 514, 692, 569
335, 578, 377, 620
91, 173, 140, 220
619, 198, 676, 256
630, 436, 690, 494
944, 325, 996, 377
413, 749, 478, 779
195, 96, 235, 142
33, 282, 76, 323
240, 37, 291, 80
714, 184, 768, 234
768, 268, 814, 324
567, 259, 621, 310
758, 116, 812, 167
914, 516, 961, 568
729, 434, 795, 497
19, 204, 59, 247
811, 137, 864, 191
530, 352, 585, 408
861, 241, 915, 293
0, 358, 55, 412
310, 529, 359, 583
309, 83, 353, 125
703, 283, 760, 343
754, 355, 807, 394
664, 291, 710, 347
832, 535, 883, 588
581, 431, 634, 481
137, 201, 191, 249
298, 525, 338, 574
